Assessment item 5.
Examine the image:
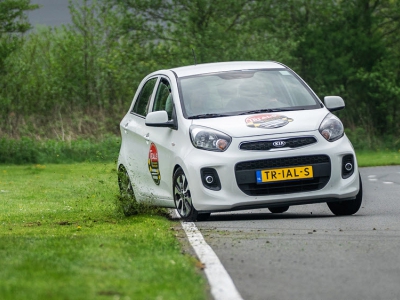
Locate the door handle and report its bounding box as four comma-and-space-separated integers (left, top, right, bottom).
123, 122, 129, 134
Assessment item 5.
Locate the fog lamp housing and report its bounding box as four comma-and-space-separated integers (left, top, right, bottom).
342, 154, 355, 179
201, 168, 221, 191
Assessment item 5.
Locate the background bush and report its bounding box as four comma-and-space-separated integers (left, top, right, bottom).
0, 0, 399, 164
0, 135, 120, 164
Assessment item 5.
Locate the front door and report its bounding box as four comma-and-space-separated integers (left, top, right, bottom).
143, 76, 178, 204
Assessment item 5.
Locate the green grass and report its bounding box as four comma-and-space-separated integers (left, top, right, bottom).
0, 163, 208, 300
356, 150, 400, 167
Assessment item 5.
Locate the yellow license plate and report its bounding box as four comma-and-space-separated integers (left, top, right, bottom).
256, 166, 313, 183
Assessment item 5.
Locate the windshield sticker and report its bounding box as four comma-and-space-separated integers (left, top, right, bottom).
245, 114, 294, 129
148, 143, 161, 185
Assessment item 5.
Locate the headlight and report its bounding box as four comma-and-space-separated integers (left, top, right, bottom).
319, 113, 344, 142
190, 126, 232, 151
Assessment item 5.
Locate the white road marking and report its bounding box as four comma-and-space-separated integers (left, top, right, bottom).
383, 182, 394, 184
174, 210, 243, 300
368, 175, 376, 178
181, 221, 243, 300
369, 178, 378, 181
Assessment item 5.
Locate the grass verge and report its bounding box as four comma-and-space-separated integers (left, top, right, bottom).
356, 150, 400, 167
0, 163, 208, 300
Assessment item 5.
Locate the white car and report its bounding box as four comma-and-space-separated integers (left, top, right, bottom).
117, 61, 362, 221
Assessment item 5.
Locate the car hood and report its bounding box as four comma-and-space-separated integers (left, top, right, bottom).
190, 109, 329, 138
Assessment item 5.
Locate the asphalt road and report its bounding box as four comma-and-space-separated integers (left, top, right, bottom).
195, 166, 400, 300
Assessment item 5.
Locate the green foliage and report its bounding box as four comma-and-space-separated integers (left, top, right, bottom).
288, 0, 400, 138
0, 0, 148, 139
0, 135, 120, 164
345, 125, 400, 151
0, 0, 399, 147
108, 0, 295, 65
0, 0, 38, 72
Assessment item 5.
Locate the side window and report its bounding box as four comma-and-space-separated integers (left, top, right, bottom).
132, 78, 157, 116
152, 78, 173, 120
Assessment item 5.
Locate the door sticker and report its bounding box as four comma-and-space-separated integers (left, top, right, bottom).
148, 143, 161, 185
245, 114, 293, 129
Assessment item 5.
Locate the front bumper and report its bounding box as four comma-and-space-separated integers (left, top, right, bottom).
182, 131, 359, 212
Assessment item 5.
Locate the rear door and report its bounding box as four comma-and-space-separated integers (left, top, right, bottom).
122, 76, 158, 199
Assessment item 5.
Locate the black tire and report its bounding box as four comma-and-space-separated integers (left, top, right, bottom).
268, 206, 289, 213
117, 166, 137, 216
327, 174, 363, 216
173, 167, 199, 221
196, 213, 211, 221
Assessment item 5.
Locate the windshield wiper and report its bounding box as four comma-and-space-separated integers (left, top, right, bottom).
238, 109, 280, 115
188, 113, 232, 119
239, 107, 306, 115
273, 107, 306, 111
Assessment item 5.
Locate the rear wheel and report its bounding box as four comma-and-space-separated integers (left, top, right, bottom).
327, 174, 363, 216
117, 166, 137, 216
173, 167, 199, 221
268, 206, 289, 213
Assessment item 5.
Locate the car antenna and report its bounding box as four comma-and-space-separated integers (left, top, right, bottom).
192, 48, 197, 65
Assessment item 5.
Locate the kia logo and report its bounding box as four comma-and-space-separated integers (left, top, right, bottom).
273, 141, 286, 147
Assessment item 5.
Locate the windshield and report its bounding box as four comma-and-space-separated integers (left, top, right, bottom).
178, 69, 321, 118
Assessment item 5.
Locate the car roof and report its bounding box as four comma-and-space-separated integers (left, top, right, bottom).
169, 61, 286, 78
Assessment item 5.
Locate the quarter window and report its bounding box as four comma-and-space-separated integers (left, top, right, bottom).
132, 78, 157, 116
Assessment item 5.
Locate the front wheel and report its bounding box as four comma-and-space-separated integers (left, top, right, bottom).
173, 167, 199, 221
327, 174, 363, 216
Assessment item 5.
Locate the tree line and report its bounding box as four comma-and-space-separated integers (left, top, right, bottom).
0, 0, 399, 149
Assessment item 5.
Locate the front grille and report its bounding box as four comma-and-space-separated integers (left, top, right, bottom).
236, 155, 330, 171
235, 155, 331, 196
240, 136, 317, 151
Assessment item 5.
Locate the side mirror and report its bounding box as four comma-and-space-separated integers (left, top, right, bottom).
324, 96, 345, 112
145, 111, 177, 129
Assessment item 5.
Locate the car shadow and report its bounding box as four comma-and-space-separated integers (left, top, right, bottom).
169, 210, 365, 222
203, 212, 335, 222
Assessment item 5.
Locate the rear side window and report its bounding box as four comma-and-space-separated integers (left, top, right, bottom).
132, 78, 157, 116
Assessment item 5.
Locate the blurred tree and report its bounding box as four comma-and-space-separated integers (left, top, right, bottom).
286, 0, 399, 136
0, 0, 38, 73
0, 0, 399, 145
105, 0, 295, 66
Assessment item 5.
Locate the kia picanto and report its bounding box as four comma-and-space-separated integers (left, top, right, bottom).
117, 61, 362, 221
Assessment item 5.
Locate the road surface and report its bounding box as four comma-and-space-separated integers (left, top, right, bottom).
194, 166, 400, 300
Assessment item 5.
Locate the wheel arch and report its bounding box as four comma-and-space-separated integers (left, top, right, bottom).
172, 164, 183, 185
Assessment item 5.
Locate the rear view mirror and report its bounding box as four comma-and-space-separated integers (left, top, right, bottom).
145, 111, 176, 129
324, 96, 345, 112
